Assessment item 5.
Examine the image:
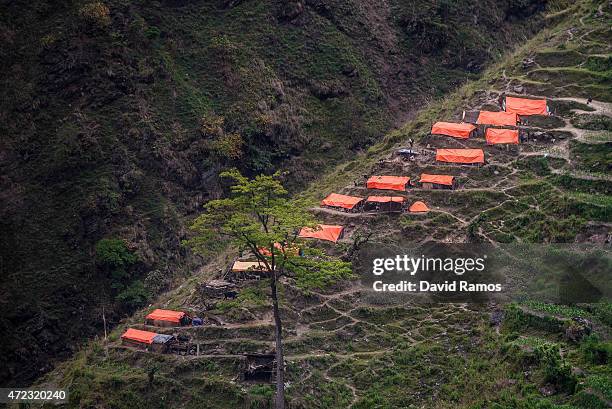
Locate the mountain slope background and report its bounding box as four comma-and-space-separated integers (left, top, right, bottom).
0, 0, 554, 385
31, 0, 611, 407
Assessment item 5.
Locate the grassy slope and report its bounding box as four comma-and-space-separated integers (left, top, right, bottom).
31, 1, 611, 408
0, 0, 548, 385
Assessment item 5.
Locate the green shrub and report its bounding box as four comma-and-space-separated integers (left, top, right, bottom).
116, 280, 149, 311
534, 343, 576, 392
95, 238, 139, 295
580, 334, 611, 365
95, 239, 137, 267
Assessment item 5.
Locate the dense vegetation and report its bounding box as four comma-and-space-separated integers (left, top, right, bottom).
0, 0, 551, 385
5, 0, 608, 406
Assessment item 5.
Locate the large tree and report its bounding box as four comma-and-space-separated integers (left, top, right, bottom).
187, 169, 352, 408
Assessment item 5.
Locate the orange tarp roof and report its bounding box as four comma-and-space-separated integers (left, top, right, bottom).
436, 149, 485, 164
477, 111, 518, 126
431, 122, 476, 139
258, 243, 299, 257
232, 261, 266, 272
486, 128, 519, 144
321, 193, 363, 209
420, 173, 454, 186
409, 201, 430, 213
146, 309, 185, 323
299, 225, 344, 243
367, 176, 411, 191
366, 196, 405, 203
505, 96, 548, 116
258, 242, 283, 256
121, 328, 157, 344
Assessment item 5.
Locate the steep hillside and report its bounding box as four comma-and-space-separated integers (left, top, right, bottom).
0, 0, 551, 385
31, 0, 610, 408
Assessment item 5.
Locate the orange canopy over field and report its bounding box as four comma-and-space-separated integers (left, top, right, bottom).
299, 225, 344, 243
477, 111, 518, 126
409, 201, 430, 213
367, 176, 411, 191
486, 128, 519, 144
505, 96, 548, 116
366, 196, 405, 203
436, 149, 485, 164
321, 193, 364, 209
146, 309, 186, 323
122, 328, 157, 344
431, 122, 476, 139
420, 173, 454, 186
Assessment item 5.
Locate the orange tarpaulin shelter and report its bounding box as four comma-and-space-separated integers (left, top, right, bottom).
431, 122, 476, 139
409, 201, 430, 213
232, 261, 266, 272
258, 242, 283, 256
321, 193, 364, 210
365, 196, 404, 212
366, 196, 405, 203
505, 96, 548, 116
121, 328, 157, 344
299, 225, 344, 243
436, 149, 485, 164
367, 176, 411, 191
486, 128, 519, 144
477, 111, 518, 126
420, 173, 454, 186
146, 309, 185, 324
258, 243, 299, 257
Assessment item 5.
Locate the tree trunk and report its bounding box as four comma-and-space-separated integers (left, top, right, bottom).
270, 273, 285, 409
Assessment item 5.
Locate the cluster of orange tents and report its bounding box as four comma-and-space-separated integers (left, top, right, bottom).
121, 308, 193, 351
430, 96, 549, 161
300, 96, 549, 243
306, 175, 438, 242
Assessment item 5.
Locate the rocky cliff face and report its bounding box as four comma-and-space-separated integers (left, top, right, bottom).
0, 0, 547, 385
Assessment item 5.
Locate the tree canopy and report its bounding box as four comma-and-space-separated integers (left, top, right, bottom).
186, 169, 352, 289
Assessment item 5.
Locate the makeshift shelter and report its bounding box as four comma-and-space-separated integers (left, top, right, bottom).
258, 243, 300, 257
365, 196, 405, 212
367, 176, 411, 191
145, 309, 190, 327
477, 111, 518, 126
200, 279, 234, 298
436, 149, 485, 165
321, 193, 364, 212
232, 261, 266, 273
462, 111, 480, 124
258, 242, 287, 256
419, 173, 455, 189
397, 148, 418, 157
409, 201, 430, 213
431, 122, 476, 139
241, 353, 276, 383
485, 128, 519, 144
230, 260, 267, 280
505, 96, 548, 116
121, 328, 174, 352
299, 225, 344, 243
